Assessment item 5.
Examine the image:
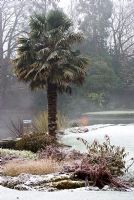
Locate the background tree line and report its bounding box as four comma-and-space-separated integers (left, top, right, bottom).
0, 0, 134, 117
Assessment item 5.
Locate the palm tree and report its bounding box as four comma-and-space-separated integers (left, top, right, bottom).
13, 10, 88, 137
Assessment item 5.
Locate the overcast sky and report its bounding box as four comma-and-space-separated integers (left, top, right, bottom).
59, 0, 70, 11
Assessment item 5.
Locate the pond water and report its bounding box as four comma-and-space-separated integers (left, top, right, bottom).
82, 111, 134, 125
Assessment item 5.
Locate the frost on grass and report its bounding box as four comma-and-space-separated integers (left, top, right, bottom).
0, 148, 37, 160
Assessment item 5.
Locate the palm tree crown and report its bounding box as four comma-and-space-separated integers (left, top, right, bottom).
14, 10, 88, 93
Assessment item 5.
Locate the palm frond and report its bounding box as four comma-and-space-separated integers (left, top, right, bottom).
47, 51, 60, 63
47, 10, 72, 31
30, 13, 46, 31
63, 70, 74, 80
37, 47, 51, 59
56, 33, 84, 48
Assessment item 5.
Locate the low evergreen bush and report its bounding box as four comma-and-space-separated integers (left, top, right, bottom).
16, 133, 56, 153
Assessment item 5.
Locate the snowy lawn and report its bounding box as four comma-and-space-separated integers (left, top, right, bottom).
0, 186, 134, 200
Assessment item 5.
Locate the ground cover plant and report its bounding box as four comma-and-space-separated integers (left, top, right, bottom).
0, 148, 36, 160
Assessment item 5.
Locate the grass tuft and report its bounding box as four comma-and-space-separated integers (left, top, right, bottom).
33, 111, 68, 134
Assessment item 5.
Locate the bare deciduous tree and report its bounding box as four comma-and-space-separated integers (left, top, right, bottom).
0, 0, 29, 106
109, 0, 134, 87
109, 0, 134, 62
30, 0, 60, 14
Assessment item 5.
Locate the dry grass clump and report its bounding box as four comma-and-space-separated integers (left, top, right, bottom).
3, 159, 62, 176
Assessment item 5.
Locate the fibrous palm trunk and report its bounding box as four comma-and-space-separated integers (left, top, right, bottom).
47, 83, 57, 137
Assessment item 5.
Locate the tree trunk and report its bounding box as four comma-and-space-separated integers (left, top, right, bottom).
0, 7, 3, 108
47, 83, 57, 137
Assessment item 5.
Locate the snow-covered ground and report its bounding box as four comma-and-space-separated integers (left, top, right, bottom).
62, 124, 134, 153
0, 186, 134, 200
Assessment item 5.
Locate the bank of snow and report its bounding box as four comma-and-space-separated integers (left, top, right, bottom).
0, 186, 134, 200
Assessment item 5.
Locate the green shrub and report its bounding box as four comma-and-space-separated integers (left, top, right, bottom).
88, 92, 106, 108
15, 133, 56, 153
0, 140, 16, 149
33, 111, 68, 134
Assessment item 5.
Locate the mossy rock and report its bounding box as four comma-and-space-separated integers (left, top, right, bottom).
52, 180, 85, 190
50, 176, 71, 183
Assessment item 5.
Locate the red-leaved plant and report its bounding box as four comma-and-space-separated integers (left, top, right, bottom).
77, 135, 128, 176
71, 136, 132, 189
